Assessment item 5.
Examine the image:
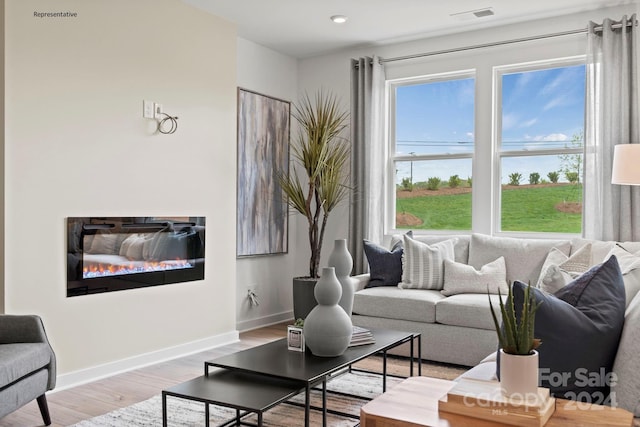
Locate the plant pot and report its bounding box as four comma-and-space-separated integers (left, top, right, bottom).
292, 277, 318, 320
499, 349, 539, 400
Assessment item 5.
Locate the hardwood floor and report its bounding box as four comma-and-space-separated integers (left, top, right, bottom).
0, 323, 289, 427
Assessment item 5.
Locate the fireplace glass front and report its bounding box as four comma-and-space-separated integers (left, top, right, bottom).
67, 217, 205, 297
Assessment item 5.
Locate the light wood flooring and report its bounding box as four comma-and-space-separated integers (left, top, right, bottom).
0, 322, 430, 427
0, 323, 290, 427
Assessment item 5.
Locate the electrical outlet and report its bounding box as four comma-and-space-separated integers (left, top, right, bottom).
246, 286, 259, 307
154, 103, 163, 119
143, 100, 154, 118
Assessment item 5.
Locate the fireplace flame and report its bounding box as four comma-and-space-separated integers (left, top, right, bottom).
83, 259, 193, 279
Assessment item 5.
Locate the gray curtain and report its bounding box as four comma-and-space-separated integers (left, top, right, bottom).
584, 14, 640, 241
349, 56, 386, 274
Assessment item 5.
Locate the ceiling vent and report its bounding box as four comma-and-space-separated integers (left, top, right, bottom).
450, 7, 495, 21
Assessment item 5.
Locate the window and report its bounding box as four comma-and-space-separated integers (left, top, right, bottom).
386, 57, 586, 237
390, 72, 475, 231
496, 61, 585, 234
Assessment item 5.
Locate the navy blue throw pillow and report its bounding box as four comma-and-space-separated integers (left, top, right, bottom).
363, 239, 403, 288
499, 256, 626, 401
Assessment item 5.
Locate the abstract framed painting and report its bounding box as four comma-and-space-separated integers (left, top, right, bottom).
236, 88, 290, 257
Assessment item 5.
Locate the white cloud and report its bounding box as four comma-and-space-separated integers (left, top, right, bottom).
502, 113, 518, 130
543, 97, 565, 111
520, 118, 538, 128
533, 133, 569, 141
466, 132, 474, 138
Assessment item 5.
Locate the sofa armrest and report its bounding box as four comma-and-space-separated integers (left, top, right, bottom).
353, 273, 370, 291
0, 315, 56, 390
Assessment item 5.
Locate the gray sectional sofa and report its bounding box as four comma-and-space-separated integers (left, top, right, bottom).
352, 233, 640, 366
352, 232, 640, 418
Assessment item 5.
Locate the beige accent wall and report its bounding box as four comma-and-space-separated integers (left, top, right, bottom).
4, 0, 237, 376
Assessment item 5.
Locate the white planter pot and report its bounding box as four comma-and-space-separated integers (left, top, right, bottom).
499, 349, 539, 400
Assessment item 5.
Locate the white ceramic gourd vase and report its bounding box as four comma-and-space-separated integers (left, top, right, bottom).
328, 239, 356, 317
303, 267, 353, 357
500, 349, 539, 400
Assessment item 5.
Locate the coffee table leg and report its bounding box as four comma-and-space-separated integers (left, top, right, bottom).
410, 336, 415, 377
383, 350, 388, 392
162, 392, 168, 427
205, 403, 210, 427
305, 383, 310, 427
258, 412, 263, 427
322, 379, 327, 427
418, 334, 422, 376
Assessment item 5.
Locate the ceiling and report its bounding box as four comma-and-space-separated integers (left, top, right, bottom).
182, 0, 637, 59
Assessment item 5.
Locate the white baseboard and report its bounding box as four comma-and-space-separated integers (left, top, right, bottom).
236, 310, 293, 332
54, 330, 240, 391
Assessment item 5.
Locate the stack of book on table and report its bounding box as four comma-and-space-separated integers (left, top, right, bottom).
438, 378, 556, 427
349, 326, 375, 346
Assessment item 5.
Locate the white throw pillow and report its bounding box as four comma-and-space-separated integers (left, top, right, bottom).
399, 235, 455, 290
605, 245, 640, 307
537, 243, 592, 294
441, 257, 508, 296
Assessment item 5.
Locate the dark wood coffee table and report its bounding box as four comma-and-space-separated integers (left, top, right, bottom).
162, 370, 302, 427
162, 328, 419, 427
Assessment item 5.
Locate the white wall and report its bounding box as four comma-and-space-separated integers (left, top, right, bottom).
235, 38, 301, 330
4, 0, 238, 385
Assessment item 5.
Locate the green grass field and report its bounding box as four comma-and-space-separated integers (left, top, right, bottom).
396, 184, 582, 233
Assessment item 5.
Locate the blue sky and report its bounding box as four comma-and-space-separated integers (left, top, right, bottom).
394, 65, 586, 183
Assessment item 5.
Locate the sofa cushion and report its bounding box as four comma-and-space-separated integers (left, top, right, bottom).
570, 238, 616, 264
409, 235, 470, 264
436, 293, 504, 330
611, 292, 640, 417
441, 257, 508, 297
504, 257, 626, 400
399, 236, 455, 290
536, 244, 592, 294
353, 287, 444, 323
0, 343, 51, 389
363, 239, 403, 288
468, 233, 571, 285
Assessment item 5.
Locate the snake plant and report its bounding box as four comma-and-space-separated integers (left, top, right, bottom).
489, 282, 542, 355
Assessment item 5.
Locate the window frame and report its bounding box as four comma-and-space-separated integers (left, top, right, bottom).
492, 56, 586, 237
386, 69, 476, 234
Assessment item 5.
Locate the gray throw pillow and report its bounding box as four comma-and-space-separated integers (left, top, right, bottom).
499, 256, 626, 401
363, 239, 403, 288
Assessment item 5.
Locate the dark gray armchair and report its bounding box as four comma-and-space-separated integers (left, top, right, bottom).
0, 315, 56, 425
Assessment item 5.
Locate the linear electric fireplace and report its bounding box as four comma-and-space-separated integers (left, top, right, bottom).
67, 216, 205, 297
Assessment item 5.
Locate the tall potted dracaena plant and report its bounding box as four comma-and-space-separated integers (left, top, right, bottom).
489, 282, 543, 398
278, 91, 350, 319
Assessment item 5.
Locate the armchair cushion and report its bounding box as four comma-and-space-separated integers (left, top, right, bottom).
0, 343, 51, 389
0, 315, 56, 390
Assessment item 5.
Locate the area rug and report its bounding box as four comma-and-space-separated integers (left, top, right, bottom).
71, 368, 457, 427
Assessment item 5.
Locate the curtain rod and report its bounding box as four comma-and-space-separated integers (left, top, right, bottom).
378, 20, 636, 65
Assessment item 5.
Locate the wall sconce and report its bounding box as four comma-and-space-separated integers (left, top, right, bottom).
611, 144, 640, 185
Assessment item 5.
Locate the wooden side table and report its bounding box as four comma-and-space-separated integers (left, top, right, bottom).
360, 377, 634, 427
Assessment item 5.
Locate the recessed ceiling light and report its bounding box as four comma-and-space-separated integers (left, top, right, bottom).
330, 15, 348, 24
